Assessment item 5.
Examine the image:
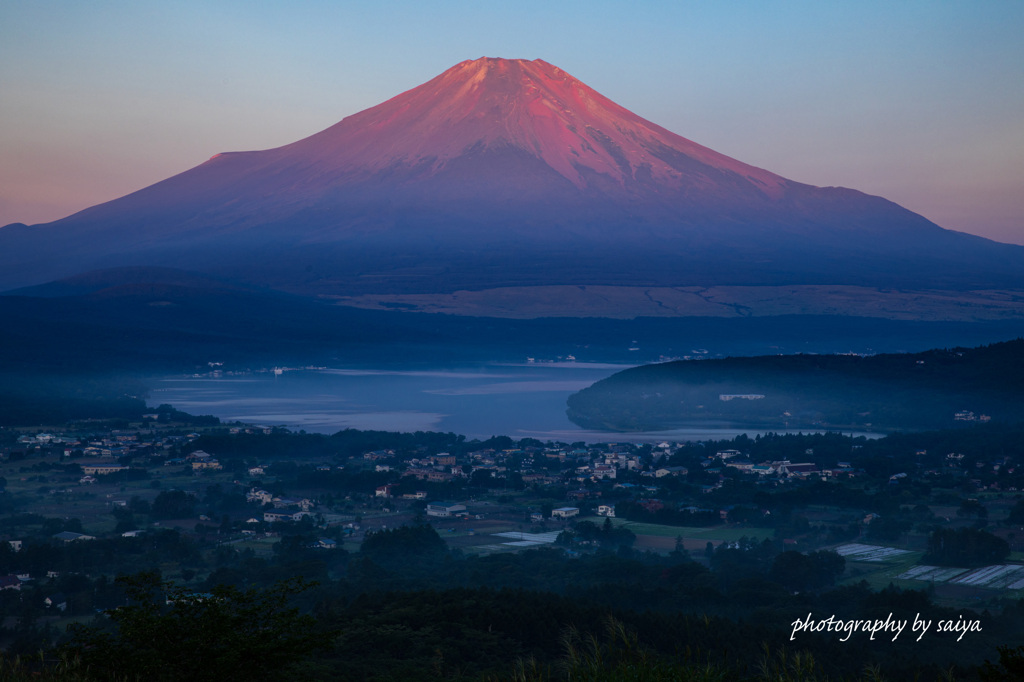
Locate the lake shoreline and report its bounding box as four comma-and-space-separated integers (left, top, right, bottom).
148, 363, 883, 443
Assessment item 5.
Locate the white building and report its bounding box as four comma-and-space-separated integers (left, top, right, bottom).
426, 501, 467, 517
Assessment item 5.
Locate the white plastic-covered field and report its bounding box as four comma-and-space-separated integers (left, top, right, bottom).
897, 565, 968, 582
493, 531, 560, 543
952, 564, 1024, 588
899, 563, 1024, 589
833, 544, 913, 562
476, 530, 563, 551
498, 540, 552, 547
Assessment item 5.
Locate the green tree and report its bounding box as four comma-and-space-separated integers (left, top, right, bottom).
360, 523, 448, 569
864, 514, 909, 542
63, 572, 331, 682
981, 644, 1024, 681
957, 498, 988, 520
150, 489, 196, 520
1006, 499, 1024, 526
924, 527, 1010, 567
770, 550, 845, 592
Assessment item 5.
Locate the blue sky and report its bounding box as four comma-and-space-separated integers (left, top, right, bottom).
2, 0, 1022, 243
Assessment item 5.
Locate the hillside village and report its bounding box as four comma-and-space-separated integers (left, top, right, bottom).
2, 413, 1024, 677
5, 417, 1024, 529
3, 416, 1024, 571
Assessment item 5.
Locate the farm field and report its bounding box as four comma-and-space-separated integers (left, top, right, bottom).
608, 517, 772, 551
899, 563, 1024, 590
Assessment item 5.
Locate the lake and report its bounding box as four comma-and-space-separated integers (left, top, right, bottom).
150, 362, 879, 443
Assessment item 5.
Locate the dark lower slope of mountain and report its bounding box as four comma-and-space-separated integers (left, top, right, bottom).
5, 268, 1024, 376
5, 266, 255, 298
2, 183, 1022, 297
0, 275, 428, 373
566, 339, 1024, 432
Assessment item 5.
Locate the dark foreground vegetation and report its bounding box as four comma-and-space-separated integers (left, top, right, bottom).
1, 524, 1023, 681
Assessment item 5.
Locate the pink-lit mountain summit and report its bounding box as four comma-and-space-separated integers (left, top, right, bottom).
1, 57, 1021, 299
261, 57, 785, 200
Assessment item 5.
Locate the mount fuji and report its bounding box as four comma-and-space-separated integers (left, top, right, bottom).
2, 57, 1022, 321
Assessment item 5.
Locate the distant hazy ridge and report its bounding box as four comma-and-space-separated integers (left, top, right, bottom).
566, 339, 1024, 432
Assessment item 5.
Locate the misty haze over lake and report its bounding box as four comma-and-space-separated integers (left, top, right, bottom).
151, 362, 880, 443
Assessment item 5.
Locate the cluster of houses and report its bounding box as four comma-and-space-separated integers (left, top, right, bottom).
4, 427, 209, 483
367, 446, 656, 488
390, 446, 657, 496
4, 429, 873, 508
4, 424, 295, 483
925, 451, 1018, 492
355, 442, 864, 525
400, 451, 460, 483
13, 429, 198, 461
354, 442, 875, 518
246, 488, 317, 523
707, 449, 860, 481
162, 449, 224, 471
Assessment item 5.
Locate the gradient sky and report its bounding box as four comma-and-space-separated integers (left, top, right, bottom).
2, 1, 1022, 244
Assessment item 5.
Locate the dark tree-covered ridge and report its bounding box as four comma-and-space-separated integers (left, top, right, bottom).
567, 338, 1024, 431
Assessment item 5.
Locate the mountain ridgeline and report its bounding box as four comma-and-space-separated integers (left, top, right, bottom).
566, 339, 1024, 432
0, 57, 1022, 323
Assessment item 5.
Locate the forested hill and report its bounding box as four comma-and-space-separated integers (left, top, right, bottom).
566, 339, 1024, 432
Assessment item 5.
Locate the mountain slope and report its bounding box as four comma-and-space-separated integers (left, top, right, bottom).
4, 267, 1024, 375
1, 57, 1021, 301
